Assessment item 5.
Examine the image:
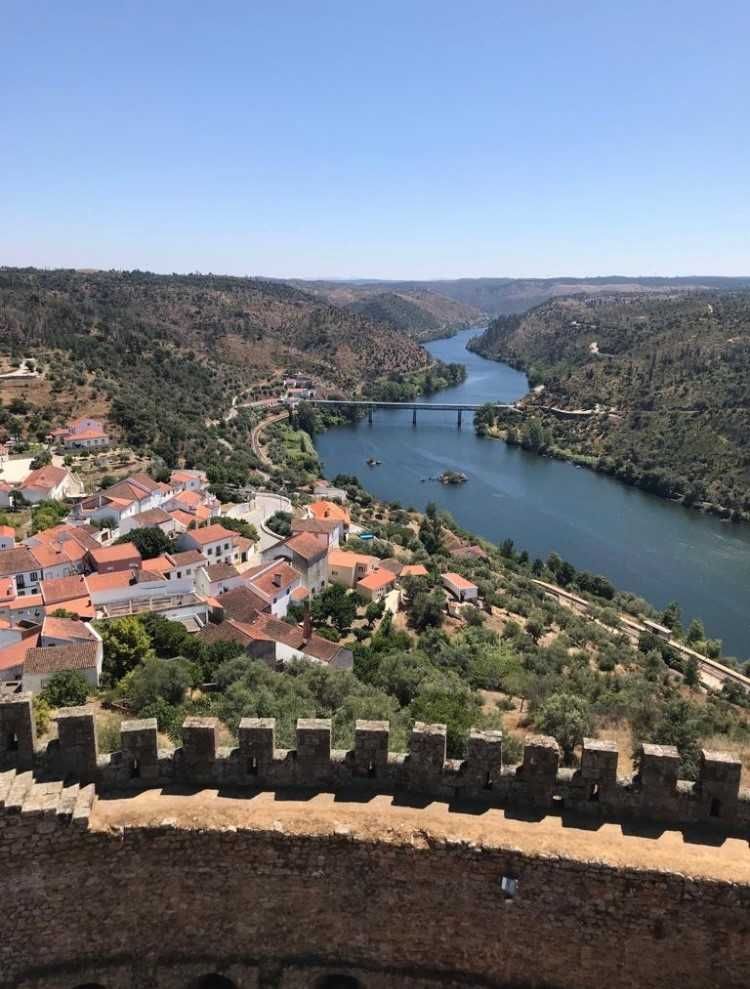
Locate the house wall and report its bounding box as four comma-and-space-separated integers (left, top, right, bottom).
22, 664, 99, 695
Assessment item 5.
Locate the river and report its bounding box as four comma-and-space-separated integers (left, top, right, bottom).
314, 328, 750, 658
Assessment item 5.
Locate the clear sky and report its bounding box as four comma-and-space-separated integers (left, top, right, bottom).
2, 1, 749, 279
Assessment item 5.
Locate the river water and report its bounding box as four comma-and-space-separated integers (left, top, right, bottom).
314, 329, 750, 658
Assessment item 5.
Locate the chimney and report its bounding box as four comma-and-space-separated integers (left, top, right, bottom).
303, 600, 312, 642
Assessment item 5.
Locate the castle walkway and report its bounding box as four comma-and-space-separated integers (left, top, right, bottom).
93, 786, 750, 884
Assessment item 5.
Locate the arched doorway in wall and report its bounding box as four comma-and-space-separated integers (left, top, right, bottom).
313, 976, 363, 989
190, 976, 237, 989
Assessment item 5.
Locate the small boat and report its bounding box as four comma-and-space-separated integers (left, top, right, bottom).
366, 457, 382, 467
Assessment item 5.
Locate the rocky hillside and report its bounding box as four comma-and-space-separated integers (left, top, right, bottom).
470, 292, 750, 514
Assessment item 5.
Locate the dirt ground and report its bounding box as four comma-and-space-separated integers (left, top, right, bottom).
92, 787, 750, 883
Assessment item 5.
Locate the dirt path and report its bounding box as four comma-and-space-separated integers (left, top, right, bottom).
93, 788, 750, 882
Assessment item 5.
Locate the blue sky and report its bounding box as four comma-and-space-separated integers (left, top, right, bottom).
2, 1, 749, 278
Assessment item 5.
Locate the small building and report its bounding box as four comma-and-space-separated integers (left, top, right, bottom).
87, 542, 142, 574
327, 549, 378, 589
119, 507, 178, 538
169, 469, 209, 493
0, 547, 44, 597
0, 525, 15, 551
17, 465, 72, 504
313, 479, 348, 503
273, 532, 328, 593
356, 568, 397, 602
289, 516, 343, 549
400, 564, 429, 579
441, 572, 479, 603
22, 639, 102, 694
178, 524, 238, 566
196, 562, 245, 599
246, 560, 303, 619
48, 417, 110, 451
307, 500, 350, 531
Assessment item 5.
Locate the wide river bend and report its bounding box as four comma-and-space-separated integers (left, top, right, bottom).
314, 329, 750, 658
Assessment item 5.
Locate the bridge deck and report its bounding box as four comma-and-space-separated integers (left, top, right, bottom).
308, 399, 518, 411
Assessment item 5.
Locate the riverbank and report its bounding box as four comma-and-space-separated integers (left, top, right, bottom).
480, 419, 749, 524
313, 328, 750, 658
479, 411, 750, 524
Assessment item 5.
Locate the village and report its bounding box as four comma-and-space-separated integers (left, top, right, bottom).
0, 413, 483, 699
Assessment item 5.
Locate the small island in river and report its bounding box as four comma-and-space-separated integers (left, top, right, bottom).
439, 470, 468, 485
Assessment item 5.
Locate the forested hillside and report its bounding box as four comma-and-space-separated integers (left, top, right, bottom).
297, 276, 750, 318
288, 281, 482, 339
471, 292, 750, 514
0, 267, 428, 484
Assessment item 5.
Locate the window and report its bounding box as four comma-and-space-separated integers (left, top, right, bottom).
176, 571, 182, 578
224, 542, 229, 550
30, 572, 38, 581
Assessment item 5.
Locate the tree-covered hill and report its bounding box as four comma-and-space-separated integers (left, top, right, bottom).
0, 267, 429, 482
470, 291, 750, 514
288, 281, 483, 339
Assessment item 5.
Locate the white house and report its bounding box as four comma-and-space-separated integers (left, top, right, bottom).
178, 524, 238, 566
17, 465, 73, 504
22, 638, 103, 694
441, 572, 479, 603
270, 532, 328, 594
245, 559, 303, 618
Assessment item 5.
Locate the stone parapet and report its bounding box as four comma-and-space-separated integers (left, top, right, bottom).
1, 694, 749, 834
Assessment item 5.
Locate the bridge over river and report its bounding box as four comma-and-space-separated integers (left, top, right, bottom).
308, 397, 520, 427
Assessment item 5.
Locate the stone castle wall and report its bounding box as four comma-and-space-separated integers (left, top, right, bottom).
2, 787, 750, 989
2, 695, 750, 988
1, 694, 748, 835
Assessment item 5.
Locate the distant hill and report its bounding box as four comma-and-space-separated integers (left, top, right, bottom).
287, 281, 483, 339
294, 276, 750, 318
470, 290, 750, 515
0, 267, 429, 480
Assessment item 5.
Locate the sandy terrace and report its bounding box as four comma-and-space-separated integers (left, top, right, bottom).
93, 788, 750, 883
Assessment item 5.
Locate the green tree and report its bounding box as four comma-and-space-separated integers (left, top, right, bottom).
406, 588, 445, 632
210, 515, 259, 543
120, 656, 195, 711
686, 618, 705, 645
115, 526, 172, 559
42, 670, 90, 708
418, 502, 443, 554
96, 616, 155, 685
535, 692, 592, 764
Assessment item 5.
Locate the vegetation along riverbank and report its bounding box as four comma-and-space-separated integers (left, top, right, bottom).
470, 290, 750, 521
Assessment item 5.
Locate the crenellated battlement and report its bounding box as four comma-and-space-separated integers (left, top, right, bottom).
1, 693, 748, 835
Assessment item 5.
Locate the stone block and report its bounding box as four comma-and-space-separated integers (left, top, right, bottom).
56, 706, 98, 784
408, 722, 447, 788
462, 729, 503, 792
698, 749, 741, 821
580, 737, 618, 790
354, 720, 389, 778
639, 743, 679, 794
296, 718, 331, 777
516, 735, 560, 810
121, 718, 159, 781
181, 717, 218, 776
522, 735, 560, 779
239, 717, 276, 776
0, 694, 36, 771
